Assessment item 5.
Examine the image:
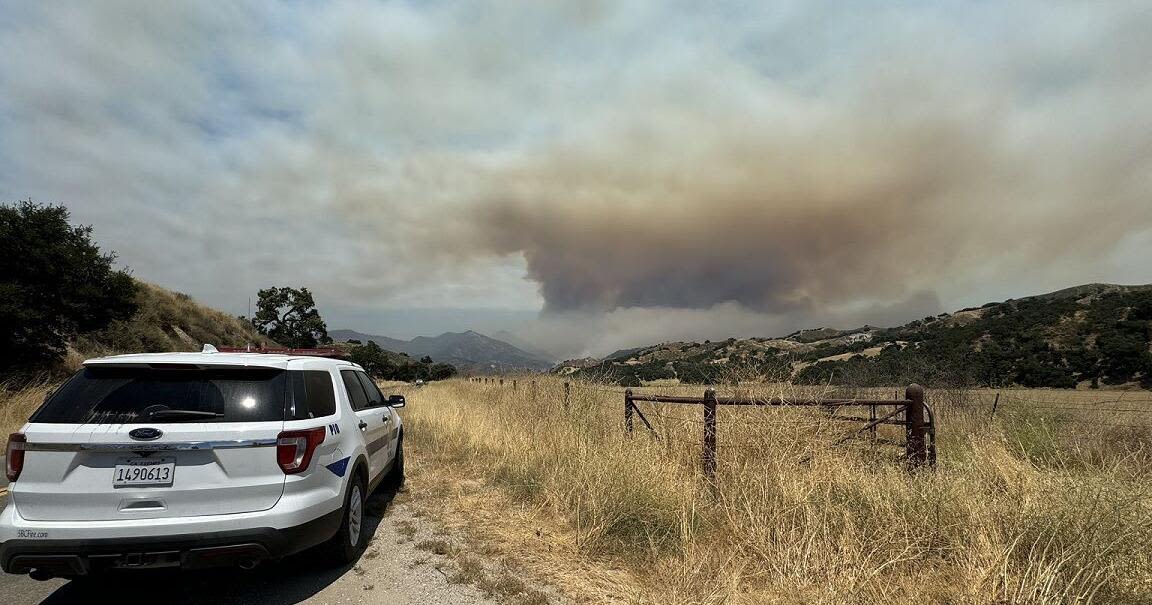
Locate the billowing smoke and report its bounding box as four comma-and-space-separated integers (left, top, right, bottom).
469, 98, 988, 312
461, 67, 1152, 315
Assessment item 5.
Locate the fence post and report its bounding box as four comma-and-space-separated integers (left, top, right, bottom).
703, 388, 717, 482
624, 389, 634, 434
513, 380, 517, 391
500, 378, 504, 386
990, 392, 1000, 420
905, 384, 927, 469
531, 380, 537, 404
563, 382, 571, 410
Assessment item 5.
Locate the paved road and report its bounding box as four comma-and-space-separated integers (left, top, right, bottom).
0, 487, 498, 605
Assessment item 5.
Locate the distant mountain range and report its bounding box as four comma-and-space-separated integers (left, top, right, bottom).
556, 283, 1152, 389
330, 329, 554, 374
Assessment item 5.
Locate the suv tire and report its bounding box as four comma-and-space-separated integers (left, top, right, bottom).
323, 472, 368, 565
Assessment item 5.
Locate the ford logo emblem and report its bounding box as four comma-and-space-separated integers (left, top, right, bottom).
129, 428, 163, 441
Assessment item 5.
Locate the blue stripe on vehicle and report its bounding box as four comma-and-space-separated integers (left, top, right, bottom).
326, 456, 350, 477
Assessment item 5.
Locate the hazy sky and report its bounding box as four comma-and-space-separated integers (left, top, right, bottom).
2, 1, 1151, 358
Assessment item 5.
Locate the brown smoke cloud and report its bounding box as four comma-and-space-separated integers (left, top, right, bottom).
462, 74, 1152, 315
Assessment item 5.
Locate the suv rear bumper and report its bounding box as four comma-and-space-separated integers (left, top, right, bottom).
0, 507, 341, 575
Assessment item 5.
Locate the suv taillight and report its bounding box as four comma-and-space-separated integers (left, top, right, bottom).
6, 433, 26, 482
276, 428, 325, 474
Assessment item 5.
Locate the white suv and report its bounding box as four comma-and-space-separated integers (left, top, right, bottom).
0, 349, 405, 579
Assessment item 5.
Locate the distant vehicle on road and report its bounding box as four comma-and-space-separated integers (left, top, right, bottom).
0, 347, 406, 580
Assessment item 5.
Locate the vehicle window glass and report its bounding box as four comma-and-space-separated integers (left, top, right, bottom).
356, 372, 384, 407
340, 370, 370, 411
288, 370, 336, 419
32, 367, 288, 424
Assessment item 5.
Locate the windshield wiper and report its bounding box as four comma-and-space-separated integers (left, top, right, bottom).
147, 409, 224, 420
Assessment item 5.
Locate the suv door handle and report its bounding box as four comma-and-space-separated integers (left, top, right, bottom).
382, 415, 390, 422
358, 421, 368, 431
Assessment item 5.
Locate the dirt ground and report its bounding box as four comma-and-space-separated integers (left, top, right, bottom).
0, 470, 562, 605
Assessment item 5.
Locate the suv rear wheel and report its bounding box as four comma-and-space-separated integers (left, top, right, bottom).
323, 472, 368, 564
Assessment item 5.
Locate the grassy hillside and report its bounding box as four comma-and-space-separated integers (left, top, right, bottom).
59, 281, 273, 370
560, 284, 1152, 388
796, 284, 1152, 388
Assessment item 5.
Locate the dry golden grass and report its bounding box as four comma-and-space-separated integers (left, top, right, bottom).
0, 379, 55, 436
398, 378, 1152, 604
3, 373, 1149, 602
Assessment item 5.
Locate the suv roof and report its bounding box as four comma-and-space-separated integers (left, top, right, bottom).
83, 352, 358, 370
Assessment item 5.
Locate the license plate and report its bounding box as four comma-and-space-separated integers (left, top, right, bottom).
113, 457, 175, 487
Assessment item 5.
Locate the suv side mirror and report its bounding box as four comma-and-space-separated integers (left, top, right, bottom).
387, 394, 406, 408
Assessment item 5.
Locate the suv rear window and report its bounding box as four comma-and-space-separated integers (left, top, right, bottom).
32, 367, 289, 424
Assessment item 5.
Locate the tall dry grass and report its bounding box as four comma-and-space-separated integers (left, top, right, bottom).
0, 379, 55, 437
400, 378, 1152, 604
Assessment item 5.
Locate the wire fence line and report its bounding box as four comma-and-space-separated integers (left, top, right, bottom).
470, 376, 1152, 418
453, 378, 1152, 493
469, 377, 933, 478
467, 373, 1152, 437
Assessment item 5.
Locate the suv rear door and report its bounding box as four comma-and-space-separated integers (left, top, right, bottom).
355, 372, 398, 473
340, 370, 389, 479
13, 365, 288, 522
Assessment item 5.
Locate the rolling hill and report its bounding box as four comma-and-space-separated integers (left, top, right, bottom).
330, 329, 554, 374
66, 281, 273, 369
557, 283, 1152, 388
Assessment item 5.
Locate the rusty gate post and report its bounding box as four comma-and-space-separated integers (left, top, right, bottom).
624, 389, 634, 434
703, 388, 717, 482
905, 384, 927, 469
563, 382, 571, 410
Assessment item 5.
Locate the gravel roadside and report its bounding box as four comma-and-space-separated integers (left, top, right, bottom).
0, 485, 538, 605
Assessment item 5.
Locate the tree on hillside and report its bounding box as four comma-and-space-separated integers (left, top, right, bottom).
347, 341, 395, 377
0, 200, 138, 372
250, 287, 330, 348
